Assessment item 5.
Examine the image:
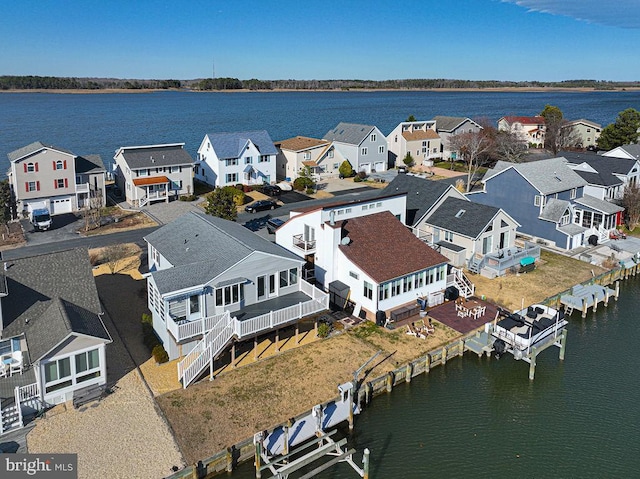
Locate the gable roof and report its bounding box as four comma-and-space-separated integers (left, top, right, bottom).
116, 143, 194, 169
500, 116, 545, 125
380, 174, 458, 226
605, 144, 640, 160
75, 154, 106, 174
425, 197, 502, 239
8, 141, 75, 162
402, 130, 440, 141
539, 198, 571, 222
574, 194, 624, 214
484, 158, 586, 195
338, 211, 448, 283
323, 122, 376, 145
276, 136, 329, 152
557, 150, 637, 178
205, 130, 278, 159
1, 248, 111, 361
565, 119, 601, 129
144, 212, 302, 294
432, 116, 477, 132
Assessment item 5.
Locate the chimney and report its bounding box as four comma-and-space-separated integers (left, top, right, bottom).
329, 210, 336, 226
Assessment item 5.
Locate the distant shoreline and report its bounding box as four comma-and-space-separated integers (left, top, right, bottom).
2, 86, 640, 94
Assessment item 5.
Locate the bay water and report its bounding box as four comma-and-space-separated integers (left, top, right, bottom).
2, 90, 639, 477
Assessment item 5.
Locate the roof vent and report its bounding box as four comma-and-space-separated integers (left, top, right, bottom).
341, 236, 351, 246
455, 209, 466, 218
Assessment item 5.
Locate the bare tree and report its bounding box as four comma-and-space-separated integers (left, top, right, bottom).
82, 194, 104, 231
449, 130, 493, 192
557, 122, 582, 151
493, 130, 528, 163
622, 184, 640, 231
103, 243, 132, 274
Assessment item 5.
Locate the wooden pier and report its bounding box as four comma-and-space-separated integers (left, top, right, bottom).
560, 283, 618, 318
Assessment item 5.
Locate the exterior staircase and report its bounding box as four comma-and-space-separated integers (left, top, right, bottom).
468, 257, 482, 274
448, 267, 475, 298
177, 311, 234, 388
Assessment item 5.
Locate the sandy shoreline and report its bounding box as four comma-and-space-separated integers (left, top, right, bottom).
2, 86, 639, 94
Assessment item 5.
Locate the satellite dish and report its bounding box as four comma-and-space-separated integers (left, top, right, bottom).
341, 236, 351, 245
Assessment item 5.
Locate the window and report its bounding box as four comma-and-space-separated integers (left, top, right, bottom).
215, 284, 244, 306
363, 281, 373, 300
138, 169, 149, 177
349, 271, 359, 280
570, 188, 577, 199
289, 268, 298, 285
27, 181, 37, 192
444, 231, 454, 242
280, 268, 298, 288
378, 283, 390, 301
26, 162, 35, 172
333, 163, 339, 169
44, 357, 72, 393
391, 279, 402, 296
328, 150, 334, 158
76, 349, 100, 376
403, 276, 413, 293
378, 145, 385, 154
414, 271, 425, 288
560, 212, 570, 226
370, 134, 376, 142
189, 295, 200, 314
56, 179, 65, 188
534, 195, 543, 207
225, 173, 238, 183
226, 159, 238, 166
245, 156, 253, 164
55, 160, 64, 170
482, 236, 493, 254
303, 152, 311, 160
361, 147, 368, 156
259, 155, 269, 163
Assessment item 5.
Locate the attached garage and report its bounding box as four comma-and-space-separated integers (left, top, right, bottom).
374, 162, 385, 172
51, 197, 73, 215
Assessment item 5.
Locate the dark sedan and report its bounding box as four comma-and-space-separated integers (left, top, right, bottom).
245, 200, 278, 213
261, 184, 282, 196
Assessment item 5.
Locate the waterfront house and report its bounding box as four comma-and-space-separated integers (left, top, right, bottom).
386, 120, 442, 167
602, 143, 640, 164
497, 116, 546, 148
7, 142, 106, 216
113, 143, 194, 207
323, 122, 388, 175
275, 136, 332, 181
143, 212, 328, 387
0, 248, 112, 432
432, 116, 483, 160
195, 130, 278, 188
563, 119, 601, 148
556, 151, 626, 201
469, 157, 623, 249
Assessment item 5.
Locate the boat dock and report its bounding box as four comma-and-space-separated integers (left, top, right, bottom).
560, 283, 618, 317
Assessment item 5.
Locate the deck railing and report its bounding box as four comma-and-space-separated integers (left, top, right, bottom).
293, 234, 316, 252
168, 311, 231, 342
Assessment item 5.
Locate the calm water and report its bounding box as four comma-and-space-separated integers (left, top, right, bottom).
1, 90, 640, 177
2, 91, 640, 477
231, 277, 640, 479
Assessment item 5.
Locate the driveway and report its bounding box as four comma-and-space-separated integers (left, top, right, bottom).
21, 213, 84, 246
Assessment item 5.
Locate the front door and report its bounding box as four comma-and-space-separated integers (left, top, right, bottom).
257, 274, 277, 301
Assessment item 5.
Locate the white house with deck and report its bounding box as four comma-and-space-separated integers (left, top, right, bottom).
386, 120, 442, 167
144, 212, 329, 387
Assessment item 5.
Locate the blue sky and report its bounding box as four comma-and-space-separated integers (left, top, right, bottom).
2, 0, 640, 81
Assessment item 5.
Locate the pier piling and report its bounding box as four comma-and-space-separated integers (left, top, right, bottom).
559, 330, 567, 361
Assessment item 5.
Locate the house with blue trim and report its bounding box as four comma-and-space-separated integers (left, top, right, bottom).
469, 157, 623, 250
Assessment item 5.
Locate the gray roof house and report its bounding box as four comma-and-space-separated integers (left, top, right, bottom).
144, 211, 328, 387
7, 141, 107, 215
196, 130, 278, 188
323, 122, 388, 174
432, 116, 483, 160
471, 157, 624, 250
0, 248, 112, 430
113, 143, 194, 207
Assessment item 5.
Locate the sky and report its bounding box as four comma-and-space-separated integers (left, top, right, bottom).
1, 0, 640, 82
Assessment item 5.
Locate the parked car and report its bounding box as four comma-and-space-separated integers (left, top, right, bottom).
266, 218, 285, 234
245, 200, 278, 213
262, 185, 282, 196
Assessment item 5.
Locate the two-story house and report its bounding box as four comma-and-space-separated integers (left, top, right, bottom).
0, 248, 112, 432
386, 120, 441, 167
143, 212, 328, 387
323, 123, 387, 174
469, 157, 623, 249
113, 143, 194, 207
602, 144, 640, 185
432, 116, 483, 160
275, 136, 332, 181
195, 130, 278, 187
275, 196, 450, 321
7, 142, 106, 216
563, 119, 601, 148
555, 151, 626, 201
497, 116, 546, 148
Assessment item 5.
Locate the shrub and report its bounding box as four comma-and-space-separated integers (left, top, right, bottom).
353, 176, 363, 183
243, 185, 253, 193
221, 185, 248, 206
338, 160, 354, 178
179, 194, 198, 202
152, 344, 169, 363
293, 176, 314, 191
306, 187, 315, 194
317, 322, 331, 338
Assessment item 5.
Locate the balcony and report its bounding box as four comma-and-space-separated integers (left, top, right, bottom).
75, 183, 90, 194
293, 234, 316, 252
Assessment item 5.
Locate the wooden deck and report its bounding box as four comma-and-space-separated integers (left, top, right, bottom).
427, 298, 498, 334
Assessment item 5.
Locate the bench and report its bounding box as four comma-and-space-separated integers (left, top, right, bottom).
72, 384, 107, 409
390, 304, 420, 323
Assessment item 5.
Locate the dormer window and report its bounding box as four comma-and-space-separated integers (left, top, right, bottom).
570, 188, 577, 199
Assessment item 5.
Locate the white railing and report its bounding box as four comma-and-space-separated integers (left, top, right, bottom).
447, 268, 475, 298
179, 321, 234, 388
14, 387, 23, 430
293, 234, 316, 252
168, 311, 231, 342
177, 311, 231, 380
17, 383, 39, 402
138, 196, 149, 207
75, 183, 89, 193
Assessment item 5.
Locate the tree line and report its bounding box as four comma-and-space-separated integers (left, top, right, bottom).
3, 75, 639, 91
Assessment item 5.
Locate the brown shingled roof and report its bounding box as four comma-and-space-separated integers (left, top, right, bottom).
132, 175, 170, 186
402, 130, 440, 141
276, 136, 329, 152
338, 211, 448, 283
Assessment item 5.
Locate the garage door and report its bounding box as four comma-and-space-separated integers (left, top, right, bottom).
51, 198, 72, 215
374, 162, 385, 172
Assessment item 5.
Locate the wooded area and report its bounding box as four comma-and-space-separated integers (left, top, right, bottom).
2, 75, 639, 91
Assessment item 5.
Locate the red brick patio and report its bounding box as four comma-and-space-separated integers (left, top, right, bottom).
427, 298, 499, 334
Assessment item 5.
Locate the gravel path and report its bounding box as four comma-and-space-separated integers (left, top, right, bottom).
27, 291, 185, 479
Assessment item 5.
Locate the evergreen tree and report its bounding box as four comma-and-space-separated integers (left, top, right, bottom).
204, 187, 237, 221
338, 160, 354, 178
597, 108, 640, 150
